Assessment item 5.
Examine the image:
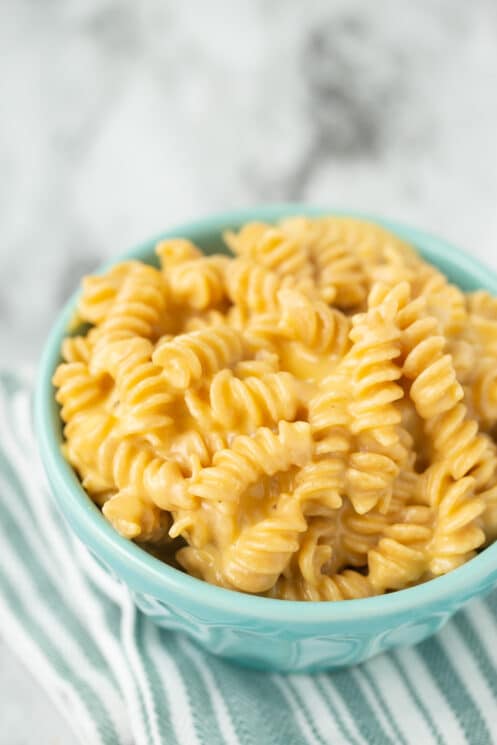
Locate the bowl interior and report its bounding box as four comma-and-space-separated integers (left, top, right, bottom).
35, 204, 497, 624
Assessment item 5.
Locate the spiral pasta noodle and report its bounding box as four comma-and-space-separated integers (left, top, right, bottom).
185, 369, 300, 432
92, 263, 170, 357
225, 258, 314, 317
225, 224, 312, 281
78, 261, 140, 325
308, 364, 352, 455
156, 237, 202, 266
166, 255, 229, 310
422, 464, 484, 575
294, 517, 338, 585
222, 493, 308, 592
53, 362, 110, 423
61, 336, 94, 364
279, 216, 368, 307
399, 296, 463, 418
152, 326, 246, 390
93, 337, 175, 433
188, 421, 312, 509
277, 288, 351, 357
54, 214, 497, 600
344, 287, 410, 514
467, 289, 497, 319
271, 570, 373, 601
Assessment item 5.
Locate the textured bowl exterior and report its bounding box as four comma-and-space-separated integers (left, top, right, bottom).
36, 204, 497, 673
130, 592, 472, 672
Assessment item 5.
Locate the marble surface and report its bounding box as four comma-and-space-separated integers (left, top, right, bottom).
1, 0, 497, 742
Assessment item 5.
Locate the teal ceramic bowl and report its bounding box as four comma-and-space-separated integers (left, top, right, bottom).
35, 204, 497, 673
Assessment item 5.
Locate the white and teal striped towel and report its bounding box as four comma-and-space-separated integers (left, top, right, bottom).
1, 370, 497, 745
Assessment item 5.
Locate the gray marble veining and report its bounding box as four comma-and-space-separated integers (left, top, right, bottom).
1, 1, 497, 742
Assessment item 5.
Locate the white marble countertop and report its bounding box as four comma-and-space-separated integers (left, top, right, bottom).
2, 0, 497, 742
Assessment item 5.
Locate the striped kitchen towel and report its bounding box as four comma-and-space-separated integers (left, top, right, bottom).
1, 369, 497, 745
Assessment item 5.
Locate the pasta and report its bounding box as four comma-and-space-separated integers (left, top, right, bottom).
166, 255, 229, 311
279, 216, 368, 306
421, 464, 484, 575
53, 362, 111, 422
184, 369, 300, 432
188, 421, 312, 510
54, 215, 497, 600
77, 261, 141, 325
225, 258, 315, 317
278, 288, 351, 356
270, 570, 373, 601
91, 263, 170, 357
93, 337, 175, 433
345, 295, 405, 514
225, 224, 312, 281
61, 335, 93, 364
152, 326, 246, 389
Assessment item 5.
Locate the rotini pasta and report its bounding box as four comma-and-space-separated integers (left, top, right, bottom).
54, 214, 497, 600
156, 237, 202, 266
166, 255, 229, 310
93, 337, 175, 433
185, 369, 300, 432
467, 289, 497, 319
91, 263, 170, 356
421, 464, 484, 575
270, 569, 373, 601
345, 294, 405, 514
78, 261, 141, 325
225, 224, 312, 281
53, 362, 111, 423
188, 421, 312, 510
279, 216, 368, 307
222, 492, 308, 592
61, 335, 94, 364
225, 258, 315, 317
416, 267, 467, 336
277, 288, 351, 357
152, 326, 245, 390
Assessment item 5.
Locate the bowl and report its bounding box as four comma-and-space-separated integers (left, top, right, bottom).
35, 204, 497, 673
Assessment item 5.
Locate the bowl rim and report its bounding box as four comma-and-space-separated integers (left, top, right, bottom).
35, 203, 497, 623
